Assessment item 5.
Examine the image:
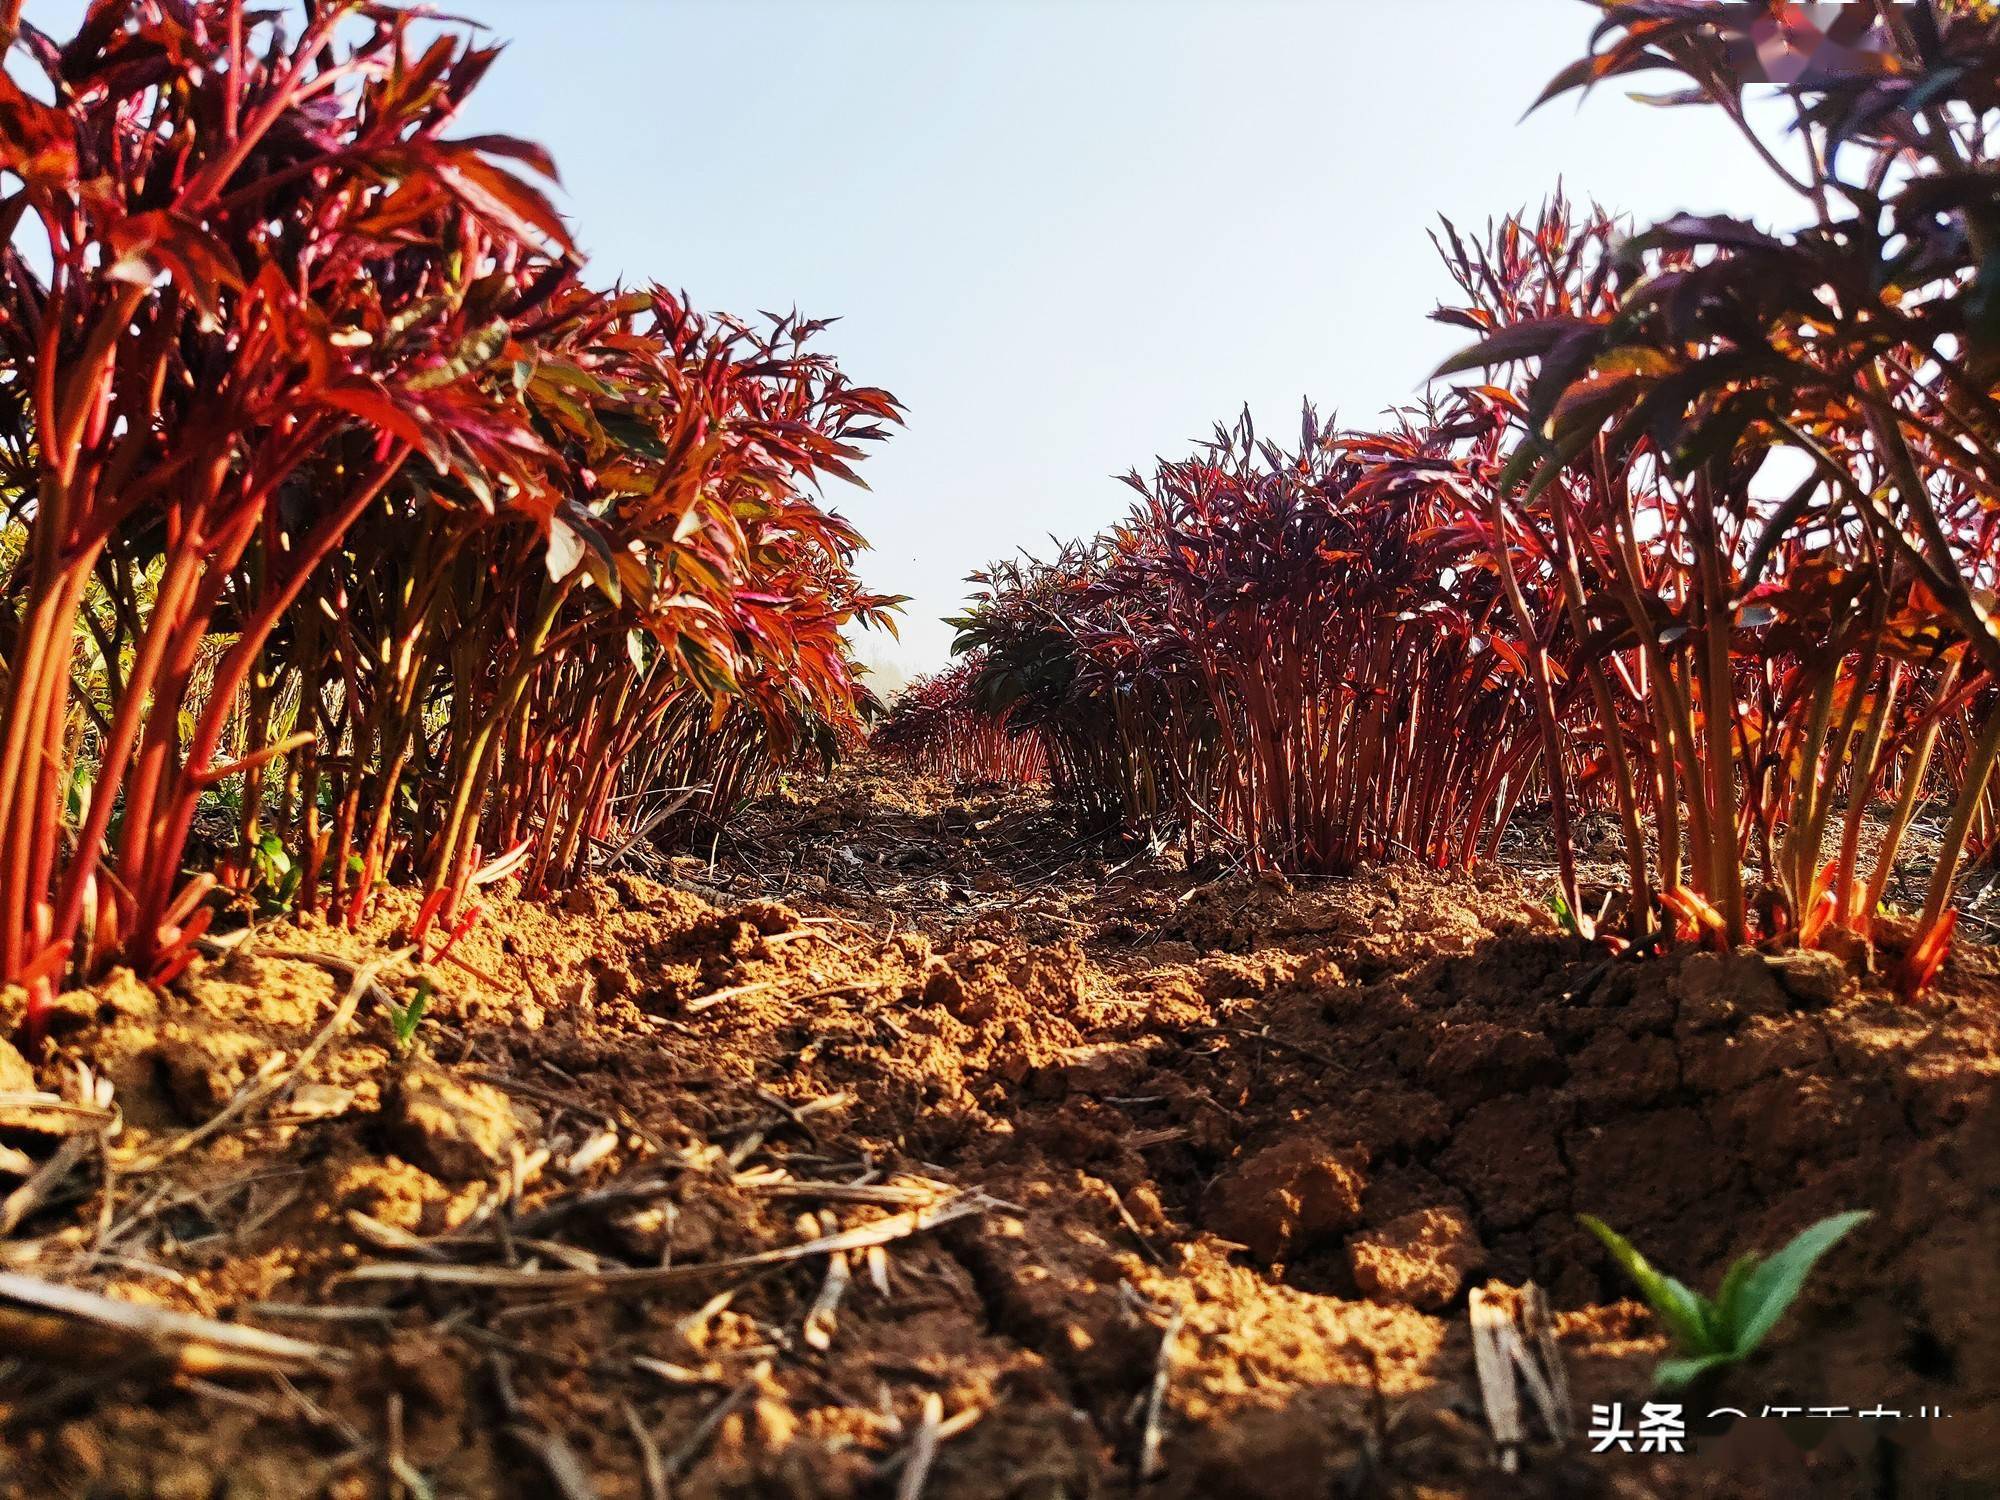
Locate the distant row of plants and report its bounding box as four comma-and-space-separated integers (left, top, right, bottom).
876, 0, 2000, 994
868, 657, 1044, 785
0, 0, 899, 1036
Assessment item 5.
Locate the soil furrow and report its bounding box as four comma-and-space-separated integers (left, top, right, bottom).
0, 766, 1994, 1498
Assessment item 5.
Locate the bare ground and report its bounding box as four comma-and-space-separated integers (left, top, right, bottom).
0, 765, 1995, 1499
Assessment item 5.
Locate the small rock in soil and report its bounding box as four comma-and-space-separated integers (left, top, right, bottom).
288, 1084, 355, 1121
922, 962, 969, 1010
155, 1024, 268, 1118
609, 1198, 724, 1262
1674, 947, 1786, 1026
1048, 1042, 1149, 1097
1766, 948, 1852, 1007
735, 899, 799, 935
562, 882, 611, 917
384, 1066, 531, 1182
1346, 1205, 1482, 1310
1204, 1135, 1367, 1263
30, 968, 157, 1037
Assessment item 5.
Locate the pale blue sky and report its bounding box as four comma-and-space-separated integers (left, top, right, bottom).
32, 0, 1804, 675
437, 0, 1794, 677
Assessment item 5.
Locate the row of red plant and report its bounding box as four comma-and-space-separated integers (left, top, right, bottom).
870, 658, 1045, 785
0, 0, 900, 1037
880, 0, 2000, 994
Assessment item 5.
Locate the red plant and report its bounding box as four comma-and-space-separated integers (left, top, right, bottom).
0, 1, 574, 1029
874, 658, 1048, 785
937, 0, 2000, 998
0, 2, 904, 1047
1466, 0, 2000, 978
945, 401, 1558, 876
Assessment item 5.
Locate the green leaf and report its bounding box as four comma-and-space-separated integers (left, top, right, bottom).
1730, 1211, 1870, 1356
1655, 1351, 1740, 1391
600, 411, 668, 462
1578, 1215, 1717, 1354
1709, 1251, 1762, 1346
390, 979, 434, 1054
1548, 888, 1580, 936
254, 832, 292, 880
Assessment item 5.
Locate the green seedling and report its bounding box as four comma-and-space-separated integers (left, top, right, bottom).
249, 832, 303, 915
387, 978, 433, 1055
1548, 887, 1595, 940
1579, 1210, 1870, 1389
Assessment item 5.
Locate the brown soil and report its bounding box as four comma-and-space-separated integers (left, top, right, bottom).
1, 766, 1995, 1499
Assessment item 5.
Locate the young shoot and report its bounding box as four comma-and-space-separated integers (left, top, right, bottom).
387, 978, 434, 1056
1579, 1211, 1870, 1390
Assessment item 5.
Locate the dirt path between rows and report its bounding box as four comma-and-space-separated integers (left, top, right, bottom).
1, 767, 1995, 1499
